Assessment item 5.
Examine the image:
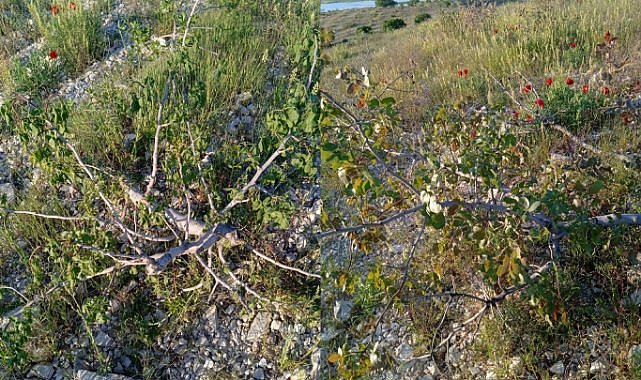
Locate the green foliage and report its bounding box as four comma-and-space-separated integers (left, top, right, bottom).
10, 48, 64, 96
414, 13, 432, 24
0, 311, 32, 370
320, 28, 335, 46
382, 18, 406, 32
356, 25, 372, 34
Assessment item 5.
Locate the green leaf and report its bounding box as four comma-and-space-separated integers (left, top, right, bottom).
588, 180, 604, 194
430, 212, 446, 229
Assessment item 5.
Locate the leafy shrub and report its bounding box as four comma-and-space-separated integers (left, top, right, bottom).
382, 17, 406, 31
10, 48, 64, 95
320, 28, 335, 46
415, 13, 432, 24
375, 0, 397, 7
356, 25, 372, 34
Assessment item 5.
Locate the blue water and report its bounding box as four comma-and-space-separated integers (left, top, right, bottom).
321, 0, 410, 12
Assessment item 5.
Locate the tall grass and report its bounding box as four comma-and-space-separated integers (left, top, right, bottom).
28, 0, 106, 75
328, 0, 641, 108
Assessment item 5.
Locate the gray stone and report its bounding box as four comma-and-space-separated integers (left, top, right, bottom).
550, 360, 565, 375
28, 364, 56, 379
625, 289, 641, 305
238, 92, 253, 106
94, 331, 113, 347
395, 342, 413, 361
0, 183, 15, 203
253, 367, 265, 379
333, 300, 353, 322
590, 359, 607, 374
247, 312, 271, 342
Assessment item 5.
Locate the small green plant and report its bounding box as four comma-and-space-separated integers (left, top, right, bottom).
375, 0, 397, 6
382, 18, 406, 32
356, 25, 372, 34
321, 28, 336, 46
415, 13, 432, 24
10, 48, 65, 96
631, 348, 641, 379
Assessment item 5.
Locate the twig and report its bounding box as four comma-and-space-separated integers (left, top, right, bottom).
306, 33, 319, 91
316, 204, 424, 239
0, 286, 29, 303
2, 209, 86, 222
245, 243, 320, 279
182, 0, 201, 47
321, 90, 421, 198
145, 74, 173, 196
216, 245, 268, 303
220, 134, 291, 215
546, 122, 634, 164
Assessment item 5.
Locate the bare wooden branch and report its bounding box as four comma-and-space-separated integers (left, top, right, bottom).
146, 223, 237, 275
145, 74, 173, 196
2, 209, 86, 222
245, 243, 320, 279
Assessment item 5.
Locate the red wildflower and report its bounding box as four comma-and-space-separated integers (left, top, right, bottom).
457, 69, 463, 77
581, 85, 589, 94
535, 98, 545, 108
48, 50, 58, 59
526, 115, 533, 121
463, 68, 469, 77
568, 41, 577, 48
50, 4, 59, 14
523, 83, 532, 93
601, 86, 610, 95
512, 111, 520, 119
69, 2, 77, 10
545, 77, 553, 86
565, 77, 574, 86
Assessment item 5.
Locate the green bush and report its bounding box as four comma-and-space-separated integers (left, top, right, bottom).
356, 25, 372, 34
382, 18, 406, 31
415, 13, 432, 24
10, 48, 65, 96
375, 0, 397, 7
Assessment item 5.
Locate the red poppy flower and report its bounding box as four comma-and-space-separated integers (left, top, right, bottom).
523, 83, 532, 93
601, 86, 610, 95
50, 4, 59, 14
568, 41, 577, 48
565, 78, 574, 85
457, 70, 463, 77
526, 115, 533, 121
69, 2, 77, 10
535, 98, 544, 108
545, 77, 553, 86
463, 68, 469, 77
512, 111, 520, 119
48, 50, 58, 59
